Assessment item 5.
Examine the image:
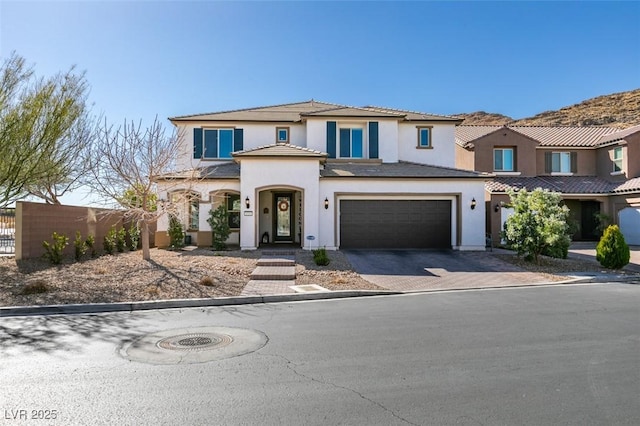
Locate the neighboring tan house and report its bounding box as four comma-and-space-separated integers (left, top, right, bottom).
155, 100, 490, 251
455, 124, 640, 245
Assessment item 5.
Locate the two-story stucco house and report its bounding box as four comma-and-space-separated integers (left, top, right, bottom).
155, 100, 490, 251
455, 124, 640, 245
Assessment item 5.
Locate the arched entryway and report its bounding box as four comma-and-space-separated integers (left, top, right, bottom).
257, 186, 303, 247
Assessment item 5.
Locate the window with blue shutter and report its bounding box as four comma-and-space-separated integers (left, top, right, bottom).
339, 128, 363, 158
193, 128, 203, 159
196, 128, 241, 159
369, 122, 378, 159
339, 128, 351, 157
234, 128, 243, 151
326, 121, 336, 158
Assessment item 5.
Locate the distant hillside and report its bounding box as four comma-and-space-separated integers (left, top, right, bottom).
454, 111, 513, 125
455, 88, 640, 128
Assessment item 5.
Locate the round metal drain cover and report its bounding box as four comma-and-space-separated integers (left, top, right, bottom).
157, 333, 233, 352
121, 326, 267, 365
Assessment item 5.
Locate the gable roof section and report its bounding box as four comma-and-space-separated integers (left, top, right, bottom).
456, 125, 620, 148
322, 161, 489, 179
301, 106, 404, 118
170, 100, 340, 122
596, 124, 640, 145
363, 106, 463, 122
233, 143, 327, 158
171, 100, 462, 123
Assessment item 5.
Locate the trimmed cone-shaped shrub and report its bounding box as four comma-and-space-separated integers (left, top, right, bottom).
596, 225, 630, 269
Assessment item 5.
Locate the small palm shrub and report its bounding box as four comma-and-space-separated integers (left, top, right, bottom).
312, 247, 330, 266
43, 232, 68, 265
596, 225, 630, 269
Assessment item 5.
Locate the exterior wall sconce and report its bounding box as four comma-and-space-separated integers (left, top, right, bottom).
245, 196, 250, 209
494, 203, 501, 213
324, 197, 329, 210
470, 198, 477, 210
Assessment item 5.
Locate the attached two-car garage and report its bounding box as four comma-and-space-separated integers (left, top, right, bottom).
339, 200, 452, 249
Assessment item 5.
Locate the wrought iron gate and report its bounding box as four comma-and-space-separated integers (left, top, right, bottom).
0, 208, 16, 254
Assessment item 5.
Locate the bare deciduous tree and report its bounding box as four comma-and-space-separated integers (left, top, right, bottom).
88, 117, 192, 260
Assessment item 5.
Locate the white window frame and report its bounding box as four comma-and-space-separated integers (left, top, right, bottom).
338, 124, 366, 159
494, 148, 514, 172
613, 147, 623, 172
203, 128, 234, 160
417, 126, 432, 149
551, 152, 572, 173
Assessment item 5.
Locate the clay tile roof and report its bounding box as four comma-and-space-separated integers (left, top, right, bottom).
597, 124, 640, 145
486, 176, 615, 194
509, 126, 619, 147
322, 161, 489, 178
169, 100, 343, 122
301, 106, 404, 118
455, 125, 503, 147
612, 177, 640, 193
362, 105, 463, 122
232, 143, 326, 158
455, 125, 621, 148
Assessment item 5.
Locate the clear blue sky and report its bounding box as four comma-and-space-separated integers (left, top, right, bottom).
2, 1, 639, 124
1, 1, 639, 206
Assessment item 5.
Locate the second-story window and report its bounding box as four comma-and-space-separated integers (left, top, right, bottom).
339, 127, 364, 158
613, 147, 623, 172
545, 151, 577, 173
276, 127, 289, 143
417, 126, 432, 148
494, 148, 514, 172
204, 129, 234, 159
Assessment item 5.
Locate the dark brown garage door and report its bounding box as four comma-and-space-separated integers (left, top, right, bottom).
340, 200, 452, 249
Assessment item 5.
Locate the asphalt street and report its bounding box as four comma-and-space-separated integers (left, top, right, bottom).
1, 283, 639, 425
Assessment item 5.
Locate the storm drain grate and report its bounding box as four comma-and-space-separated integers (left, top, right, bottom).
121, 326, 268, 365
157, 333, 233, 352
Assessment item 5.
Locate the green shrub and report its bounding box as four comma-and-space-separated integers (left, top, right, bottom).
103, 226, 117, 255
312, 247, 330, 266
207, 204, 230, 251
42, 232, 68, 265
502, 188, 572, 263
128, 222, 140, 251
116, 227, 127, 252
542, 237, 570, 259
85, 234, 96, 258
596, 225, 630, 269
168, 215, 185, 249
74, 231, 87, 261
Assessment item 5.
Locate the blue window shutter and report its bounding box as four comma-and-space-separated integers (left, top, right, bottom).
234, 128, 243, 152
193, 128, 203, 159
339, 128, 351, 157
204, 129, 218, 158
369, 122, 379, 159
326, 121, 336, 158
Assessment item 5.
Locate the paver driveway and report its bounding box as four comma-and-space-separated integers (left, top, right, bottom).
344, 249, 555, 292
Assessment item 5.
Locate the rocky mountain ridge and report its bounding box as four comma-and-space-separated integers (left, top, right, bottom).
456, 88, 640, 129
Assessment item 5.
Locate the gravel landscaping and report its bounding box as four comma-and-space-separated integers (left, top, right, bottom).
0, 247, 632, 308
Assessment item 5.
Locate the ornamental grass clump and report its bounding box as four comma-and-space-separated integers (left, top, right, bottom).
596, 225, 630, 269
312, 247, 330, 266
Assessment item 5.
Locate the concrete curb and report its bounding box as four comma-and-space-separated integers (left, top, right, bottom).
1, 274, 638, 318
0, 290, 400, 317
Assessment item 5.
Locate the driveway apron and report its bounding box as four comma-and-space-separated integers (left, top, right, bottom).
344, 249, 553, 292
